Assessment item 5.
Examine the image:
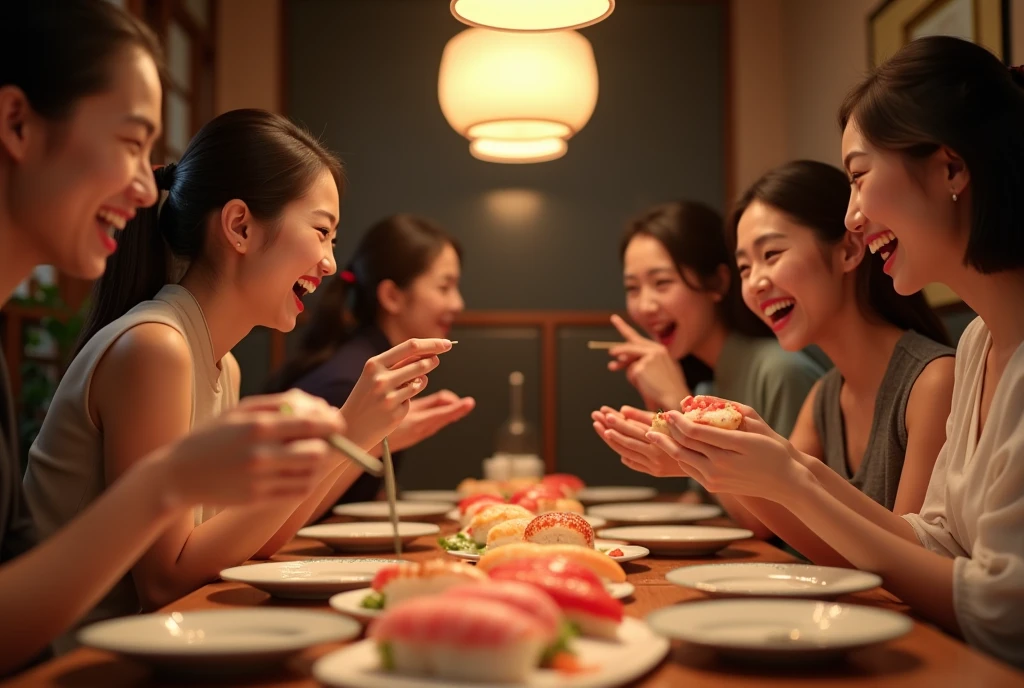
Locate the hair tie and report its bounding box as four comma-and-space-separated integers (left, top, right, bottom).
153, 162, 177, 191
339, 269, 357, 284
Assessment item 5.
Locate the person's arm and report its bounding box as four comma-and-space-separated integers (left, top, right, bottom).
94, 325, 311, 608
892, 357, 954, 515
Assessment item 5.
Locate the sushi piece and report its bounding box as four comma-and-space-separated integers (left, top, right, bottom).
486, 517, 531, 549
535, 498, 585, 515
487, 556, 624, 639
680, 395, 743, 430
509, 484, 562, 513
370, 559, 487, 609
501, 476, 540, 495
477, 542, 626, 583
466, 504, 535, 546
456, 477, 504, 498
442, 581, 563, 635
458, 494, 507, 527
369, 596, 553, 682
524, 512, 595, 549
540, 473, 586, 498
650, 411, 671, 435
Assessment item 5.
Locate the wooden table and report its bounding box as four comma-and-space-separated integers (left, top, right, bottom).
8, 515, 1024, 688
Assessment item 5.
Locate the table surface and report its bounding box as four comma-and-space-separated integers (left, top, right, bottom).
8, 510, 1024, 688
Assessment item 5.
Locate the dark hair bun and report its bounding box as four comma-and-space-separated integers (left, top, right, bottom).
1010, 65, 1024, 89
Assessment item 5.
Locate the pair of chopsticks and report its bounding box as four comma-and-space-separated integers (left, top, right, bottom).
279, 403, 384, 477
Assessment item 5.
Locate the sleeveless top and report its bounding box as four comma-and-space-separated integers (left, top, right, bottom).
812, 331, 953, 510
23, 284, 237, 651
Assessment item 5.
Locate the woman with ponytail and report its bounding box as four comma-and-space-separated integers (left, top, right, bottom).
646, 38, 1024, 666
23, 111, 452, 646
0, 1, 344, 673
270, 214, 475, 514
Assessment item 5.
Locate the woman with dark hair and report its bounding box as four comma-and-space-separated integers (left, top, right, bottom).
591, 201, 823, 535
0, 1, 345, 674
23, 112, 453, 647
649, 37, 1024, 666
270, 214, 475, 517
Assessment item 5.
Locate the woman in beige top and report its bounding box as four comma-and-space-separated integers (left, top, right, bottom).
646, 37, 1024, 667
24, 109, 452, 641
0, 2, 348, 675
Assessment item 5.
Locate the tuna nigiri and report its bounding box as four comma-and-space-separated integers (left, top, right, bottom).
540, 473, 586, 498
369, 596, 553, 682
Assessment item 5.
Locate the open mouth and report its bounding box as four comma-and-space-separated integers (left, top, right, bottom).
762, 298, 795, 328
867, 230, 898, 262
96, 208, 129, 250
652, 322, 677, 346
291, 276, 320, 312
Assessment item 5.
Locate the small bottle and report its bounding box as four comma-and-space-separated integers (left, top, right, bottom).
494, 371, 539, 459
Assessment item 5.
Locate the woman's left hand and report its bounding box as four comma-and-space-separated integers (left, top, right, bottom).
644, 401, 812, 500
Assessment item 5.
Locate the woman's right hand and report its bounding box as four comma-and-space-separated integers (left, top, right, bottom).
156, 390, 346, 509
340, 338, 453, 449
592, 405, 690, 478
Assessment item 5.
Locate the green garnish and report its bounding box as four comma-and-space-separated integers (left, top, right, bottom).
437, 532, 483, 554
360, 591, 385, 610
541, 619, 580, 666
378, 642, 394, 670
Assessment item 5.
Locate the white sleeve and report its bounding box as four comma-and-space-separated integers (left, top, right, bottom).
902, 433, 965, 557
951, 370, 1024, 668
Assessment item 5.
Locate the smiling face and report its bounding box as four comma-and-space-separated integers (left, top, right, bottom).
842, 117, 968, 295
735, 201, 860, 351
622, 233, 720, 359
237, 168, 340, 332
388, 243, 464, 339
3, 45, 162, 278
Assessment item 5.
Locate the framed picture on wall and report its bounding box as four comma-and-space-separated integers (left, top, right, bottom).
868, 0, 1009, 309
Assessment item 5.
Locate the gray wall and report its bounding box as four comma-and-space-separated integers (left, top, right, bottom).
233, 0, 728, 488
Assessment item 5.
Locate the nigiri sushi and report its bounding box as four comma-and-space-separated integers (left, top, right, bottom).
456, 477, 504, 498
370, 559, 487, 609
369, 596, 553, 682
477, 542, 626, 582
486, 517, 531, 549
458, 494, 507, 526
442, 581, 563, 635
524, 512, 595, 548
509, 484, 562, 512
487, 556, 624, 639
466, 504, 535, 545
540, 473, 586, 498
501, 476, 540, 495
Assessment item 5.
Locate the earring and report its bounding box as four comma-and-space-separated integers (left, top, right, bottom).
236, 241, 241, 247
952, 192, 958, 202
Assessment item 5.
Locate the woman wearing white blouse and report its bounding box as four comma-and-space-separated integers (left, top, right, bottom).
643, 36, 1024, 668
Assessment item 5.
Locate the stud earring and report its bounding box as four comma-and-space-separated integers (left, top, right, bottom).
952, 192, 958, 202
236, 241, 241, 247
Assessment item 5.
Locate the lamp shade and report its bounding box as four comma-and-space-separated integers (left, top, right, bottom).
450, 0, 614, 32
438, 28, 598, 163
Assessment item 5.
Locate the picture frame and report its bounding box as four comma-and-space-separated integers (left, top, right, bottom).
867, 0, 1010, 309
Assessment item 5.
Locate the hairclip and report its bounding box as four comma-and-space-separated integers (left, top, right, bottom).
339, 270, 357, 284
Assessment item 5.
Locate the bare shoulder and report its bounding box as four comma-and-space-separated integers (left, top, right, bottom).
98, 322, 192, 378
906, 356, 956, 428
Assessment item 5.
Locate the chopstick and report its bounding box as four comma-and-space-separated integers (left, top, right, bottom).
279, 403, 384, 477
382, 437, 401, 556
587, 341, 623, 350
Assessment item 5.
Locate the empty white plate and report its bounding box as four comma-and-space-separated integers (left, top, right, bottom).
666, 563, 882, 599
79, 609, 360, 672
445, 542, 649, 565
647, 599, 912, 661
329, 580, 637, 624
400, 489, 460, 503
595, 526, 752, 556
298, 522, 440, 553
313, 617, 669, 688
577, 486, 658, 505
220, 558, 403, 599
588, 503, 721, 525
333, 501, 452, 521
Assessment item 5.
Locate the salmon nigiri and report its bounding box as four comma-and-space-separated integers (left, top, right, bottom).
369, 596, 553, 682
370, 559, 486, 609
477, 542, 626, 582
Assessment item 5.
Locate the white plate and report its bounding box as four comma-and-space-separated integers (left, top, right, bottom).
442, 511, 607, 530
647, 599, 912, 661
665, 563, 883, 599
595, 526, 752, 556
79, 609, 359, 672
576, 486, 658, 505
587, 502, 721, 525
401, 489, 460, 503
444, 542, 649, 565
330, 580, 638, 624
298, 522, 440, 553
220, 558, 403, 599
333, 501, 453, 521
313, 617, 669, 688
